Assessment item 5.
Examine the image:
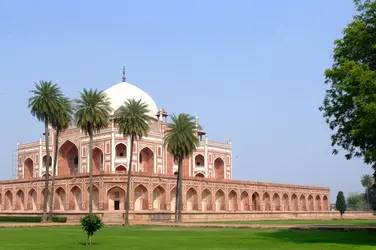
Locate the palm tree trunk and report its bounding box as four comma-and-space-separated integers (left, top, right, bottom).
48, 129, 59, 220
42, 121, 50, 222
177, 158, 183, 223
125, 135, 134, 226
89, 130, 94, 214
174, 160, 180, 223
366, 188, 370, 210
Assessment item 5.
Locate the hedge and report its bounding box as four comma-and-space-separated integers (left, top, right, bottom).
0, 216, 67, 223
0, 216, 42, 222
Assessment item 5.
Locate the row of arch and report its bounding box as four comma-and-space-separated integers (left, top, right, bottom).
0, 186, 329, 212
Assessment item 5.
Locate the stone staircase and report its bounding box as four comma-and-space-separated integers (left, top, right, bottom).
102, 212, 124, 224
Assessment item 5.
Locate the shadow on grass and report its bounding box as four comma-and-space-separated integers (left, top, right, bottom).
256, 229, 376, 247
78, 242, 101, 246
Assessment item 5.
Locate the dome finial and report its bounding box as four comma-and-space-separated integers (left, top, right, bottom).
122, 66, 126, 82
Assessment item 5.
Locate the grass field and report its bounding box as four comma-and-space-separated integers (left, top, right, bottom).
196, 219, 376, 226
0, 225, 375, 249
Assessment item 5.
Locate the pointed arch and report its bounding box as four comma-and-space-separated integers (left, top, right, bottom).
228, 190, 238, 211
58, 140, 79, 176
152, 186, 166, 210
240, 191, 250, 211
92, 147, 104, 173
16, 190, 25, 210
4, 190, 13, 210
291, 194, 298, 211
252, 192, 261, 211
134, 184, 148, 211
323, 195, 329, 211
194, 154, 205, 167
282, 193, 289, 211
201, 188, 212, 211
70, 186, 82, 210
308, 195, 314, 211
263, 192, 271, 211
24, 158, 33, 179
139, 147, 155, 174
215, 189, 225, 211
272, 193, 281, 211
195, 172, 205, 178
170, 187, 176, 212
42, 155, 52, 176
214, 157, 225, 180
115, 143, 127, 157
299, 194, 306, 211
55, 187, 66, 211
186, 188, 198, 211
87, 185, 100, 210
107, 186, 125, 211
115, 165, 127, 172
41, 188, 51, 209
315, 195, 321, 211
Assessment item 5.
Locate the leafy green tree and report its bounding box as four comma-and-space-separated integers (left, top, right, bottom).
75, 89, 112, 214
114, 99, 151, 225
164, 114, 199, 223
28, 81, 63, 221
347, 192, 365, 210
319, 0, 376, 177
48, 96, 73, 220
80, 213, 103, 246
361, 174, 374, 209
335, 191, 347, 218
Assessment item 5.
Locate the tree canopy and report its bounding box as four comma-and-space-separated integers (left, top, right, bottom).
319, 0, 376, 178
335, 191, 347, 216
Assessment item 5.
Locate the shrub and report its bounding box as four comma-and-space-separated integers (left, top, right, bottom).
51, 217, 67, 223
80, 214, 103, 246
0, 216, 42, 223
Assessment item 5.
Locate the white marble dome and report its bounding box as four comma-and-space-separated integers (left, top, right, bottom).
104, 82, 158, 118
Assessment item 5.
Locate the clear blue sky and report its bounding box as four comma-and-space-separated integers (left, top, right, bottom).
0, 0, 371, 201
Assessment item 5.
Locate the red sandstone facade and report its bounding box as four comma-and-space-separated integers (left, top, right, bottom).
0, 80, 330, 215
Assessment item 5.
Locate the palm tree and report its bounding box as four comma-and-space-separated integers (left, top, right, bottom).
361, 174, 374, 209
48, 96, 73, 220
164, 114, 199, 223
28, 81, 63, 222
114, 98, 152, 225
74, 89, 112, 214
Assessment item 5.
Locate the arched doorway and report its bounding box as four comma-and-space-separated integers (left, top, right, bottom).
107, 186, 125, 211
214, 158, 225, 180
115, 143, 127, 157
300, 195, 306, 211
16, 190, 25, 210
308, 195, 314, 211
139, 147, 154, 174
323, 195, 329, 211
282, 193, 289, 211
70, 186, 82, 210
240, 191, 249, 211
24, 158, 33, 179
58, 140, 79, 175
194, 154, 205, 167
315, 195, 321, 211
263, 193, 271, 211
273, 193, 280, 211
170, 187, 176, 212
186, 188, 198, 211
228, 190, 237, 211
92, 148, 104, 173
5, 191, 13, 210
87, 186, 100, 210
134, 185, 148, 211
41, 189, 51, 210
291, 194, 298, 211
55, 187, 66, 211
153, 186, 166, 210
215, 189, 225, 211
115, 165, 127, 172
252, 192, 261, 211
201, 189, 212, 211
42, 155, 52, 176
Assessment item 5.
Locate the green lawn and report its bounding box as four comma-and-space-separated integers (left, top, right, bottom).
195, 219, 376, 226
0, 226, 375, 249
